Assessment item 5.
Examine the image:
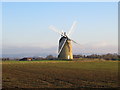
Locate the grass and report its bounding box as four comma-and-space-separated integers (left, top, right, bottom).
2, 59, 119, 88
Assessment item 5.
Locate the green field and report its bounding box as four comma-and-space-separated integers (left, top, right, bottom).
2, 59, 118, 88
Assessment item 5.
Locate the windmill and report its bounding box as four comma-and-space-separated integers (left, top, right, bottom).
49, 21, 79, 60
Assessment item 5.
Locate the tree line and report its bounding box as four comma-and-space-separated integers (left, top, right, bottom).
73, 53, 119, 60
2, 53, 120, 61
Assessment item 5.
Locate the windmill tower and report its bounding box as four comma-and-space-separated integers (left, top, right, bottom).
58, 32, 73, 59
49, 21, 78, 60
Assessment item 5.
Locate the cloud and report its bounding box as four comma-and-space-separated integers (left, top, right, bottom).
73, 41, 118, 54
2, 41, 118, 58
91, 41, 108, 48
2, 45, 58, 58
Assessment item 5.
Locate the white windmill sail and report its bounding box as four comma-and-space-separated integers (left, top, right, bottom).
67, 21, 78, 37
49, 25, 64, 36
58, 38, 67, 55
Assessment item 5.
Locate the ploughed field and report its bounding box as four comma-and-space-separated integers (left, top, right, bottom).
2, 59, 118, 88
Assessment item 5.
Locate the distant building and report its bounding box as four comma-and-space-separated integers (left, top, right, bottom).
19, 58, 32, 61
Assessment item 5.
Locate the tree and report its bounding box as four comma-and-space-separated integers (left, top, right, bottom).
46, 55, 54, 60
